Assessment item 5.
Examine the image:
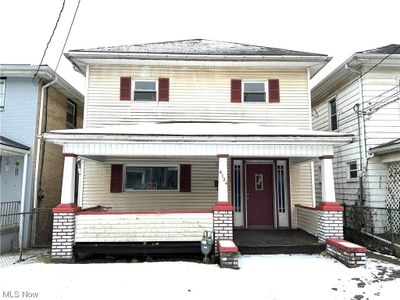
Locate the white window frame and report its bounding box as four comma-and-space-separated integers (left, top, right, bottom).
0, 78, 6, 110
242, 80, 268, 103
347, 161, 358, 181
124, 164, 180, 192
66, 100, 76, 127
133, 80, 158, 102
328, 97, 337, 131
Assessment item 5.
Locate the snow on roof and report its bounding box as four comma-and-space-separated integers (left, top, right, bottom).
71, 39, 327, 57
357, 44, 400, 55
370, 138, 400, 154
47, 122, 352, 138
0, 135, 30, 150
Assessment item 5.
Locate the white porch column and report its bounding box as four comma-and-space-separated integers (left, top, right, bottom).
217, 154, 229, 202
61, 154, 77, 204
320, 155, 336, 203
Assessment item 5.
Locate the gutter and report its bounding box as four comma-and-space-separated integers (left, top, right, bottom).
33, 78, 57, 210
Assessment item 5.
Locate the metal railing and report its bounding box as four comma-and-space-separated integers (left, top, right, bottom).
343, 204, 400, 256
0, 201, 21, 227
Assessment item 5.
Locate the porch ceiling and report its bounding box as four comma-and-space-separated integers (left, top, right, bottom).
43, 123, 353, 158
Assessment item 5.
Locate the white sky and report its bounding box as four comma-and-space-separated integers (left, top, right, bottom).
1, 0, 399, 93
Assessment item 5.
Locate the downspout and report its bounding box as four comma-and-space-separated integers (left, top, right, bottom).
345, 64, 366, 204
33, 78, 57, 210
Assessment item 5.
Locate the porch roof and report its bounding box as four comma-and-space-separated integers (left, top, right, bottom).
0, 135, 30, 155
43, 122, 353, 159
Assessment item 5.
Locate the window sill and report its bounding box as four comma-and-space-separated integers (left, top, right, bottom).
346, 178, 358, 183
124, 189, 179, 192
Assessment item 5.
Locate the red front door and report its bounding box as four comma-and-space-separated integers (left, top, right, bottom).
246, 164, 274, 227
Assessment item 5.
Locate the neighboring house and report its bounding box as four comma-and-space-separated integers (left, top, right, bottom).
312, 45, 400, 213
44, 39, 353, 261
0, 64, 83, 251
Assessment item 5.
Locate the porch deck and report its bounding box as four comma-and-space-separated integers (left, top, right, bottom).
233, 229, 324, 254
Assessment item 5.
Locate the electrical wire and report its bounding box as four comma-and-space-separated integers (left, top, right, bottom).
51, 0, 82, 80
33, 0, 66, 85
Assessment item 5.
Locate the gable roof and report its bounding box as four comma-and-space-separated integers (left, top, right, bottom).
312, 44, 400, 105
72, 39, 326, 57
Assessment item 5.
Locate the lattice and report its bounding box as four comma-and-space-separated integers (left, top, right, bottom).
386, 162, 400, 233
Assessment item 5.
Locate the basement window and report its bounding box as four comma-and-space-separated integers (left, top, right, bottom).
125, 166, 178, 191
134, 80, 157, 101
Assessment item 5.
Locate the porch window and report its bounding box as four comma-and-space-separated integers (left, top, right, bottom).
277, 164, 286, 213
347, 161, 358, 180
243, 81, 266, 102
233, 162, 242, 212
125, 166, 178, 191
329, 98, 337, 131
0, 78, 6, 110
134, 80, 157, 101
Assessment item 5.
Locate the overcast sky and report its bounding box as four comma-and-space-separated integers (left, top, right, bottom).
1, 0, 399, 93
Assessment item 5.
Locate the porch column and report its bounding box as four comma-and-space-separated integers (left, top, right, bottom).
51, 153, 80, 261
213, 154, 234, 255
316, 155, 344, 243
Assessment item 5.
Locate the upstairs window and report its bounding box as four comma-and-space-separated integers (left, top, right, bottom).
134, 80, 157, 101
0, 78, 6, 110
329, 98, 337, 131
66, 100, 77, 127
243, 82, 266, 102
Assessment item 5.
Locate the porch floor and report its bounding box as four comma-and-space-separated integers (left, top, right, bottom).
233, 229, 324, 254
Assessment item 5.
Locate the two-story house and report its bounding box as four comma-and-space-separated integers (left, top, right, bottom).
0, 64, 83, 252
44, 39, 353, 261
312, 45, 400, 233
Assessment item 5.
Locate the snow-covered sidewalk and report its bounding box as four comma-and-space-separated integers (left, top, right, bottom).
0, 254, 399, 300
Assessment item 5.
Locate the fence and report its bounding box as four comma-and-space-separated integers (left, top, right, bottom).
343, 204, 400, 256
0, 208, 53, 267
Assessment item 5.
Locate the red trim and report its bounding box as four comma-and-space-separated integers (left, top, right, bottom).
63, 153, 77, 157
319, 155, 334, 160
316, 202, 344, 211
218, 240, 239, 253
76, 209, 213, 215
295, 204, 317, 211
52, 203, 80, 213
213, 202, 234, 211
326, 238, 367, 253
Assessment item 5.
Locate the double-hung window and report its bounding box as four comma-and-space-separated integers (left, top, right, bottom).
347, 161, 358, 180
0, 78, 6, 110
66, 100, 77, 127
134, 80, 157, 101
329, 98, 337, 131
125, 166, 178, 191
243, 81, 266, 102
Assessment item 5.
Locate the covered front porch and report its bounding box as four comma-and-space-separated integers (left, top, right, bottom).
44, 123, 353, 260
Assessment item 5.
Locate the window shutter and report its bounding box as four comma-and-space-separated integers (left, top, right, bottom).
158, 78, 169, 101
231, 79, 242, 103
110, 164, 123, 193
120, 77, 131, 101
268, 79, 280, 103
180, 164, 191, 192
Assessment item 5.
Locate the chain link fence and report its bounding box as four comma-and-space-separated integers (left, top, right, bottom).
343, 204, 400, 256
0, 206, 53, 267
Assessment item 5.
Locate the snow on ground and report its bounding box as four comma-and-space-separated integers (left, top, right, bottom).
0, 254, 399, 300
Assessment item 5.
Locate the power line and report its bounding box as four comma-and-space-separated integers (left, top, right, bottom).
33, 0, 66, 84
52, 0, 82, 80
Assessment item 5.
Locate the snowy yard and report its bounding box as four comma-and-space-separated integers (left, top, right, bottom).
0, 253, 399, 300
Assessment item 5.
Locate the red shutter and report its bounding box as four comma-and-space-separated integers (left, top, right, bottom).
110, 164, 123, 193
231, 79, 242, 103
268, 79, 280, 103
180, 164, 191, 192
120, 77, 131, 101
158, 78, 169, 101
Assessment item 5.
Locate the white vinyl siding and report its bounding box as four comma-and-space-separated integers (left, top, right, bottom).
85, 65, 310, 128
81, 157, 231, 211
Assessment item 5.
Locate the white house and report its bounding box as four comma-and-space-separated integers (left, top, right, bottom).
44, 39, 353, 260
312, 44, 400, 214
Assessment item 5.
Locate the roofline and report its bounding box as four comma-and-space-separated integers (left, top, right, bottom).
369, 139, 400, 154
0, 64, 84, 103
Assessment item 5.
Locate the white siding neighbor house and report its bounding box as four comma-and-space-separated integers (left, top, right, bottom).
312, 44, 400, 213
44, 39, 353, 261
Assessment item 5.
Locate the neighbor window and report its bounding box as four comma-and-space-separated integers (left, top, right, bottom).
243, 82, 266, 102
66, 100, 76, 127
125, 166, 178, 191
134, 80, 157, 101
0, 78, 6, 109
329, 98, 337, 130
348, 161, 358, 180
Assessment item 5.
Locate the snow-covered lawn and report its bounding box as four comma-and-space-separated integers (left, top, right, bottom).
0, 254, 399, 300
